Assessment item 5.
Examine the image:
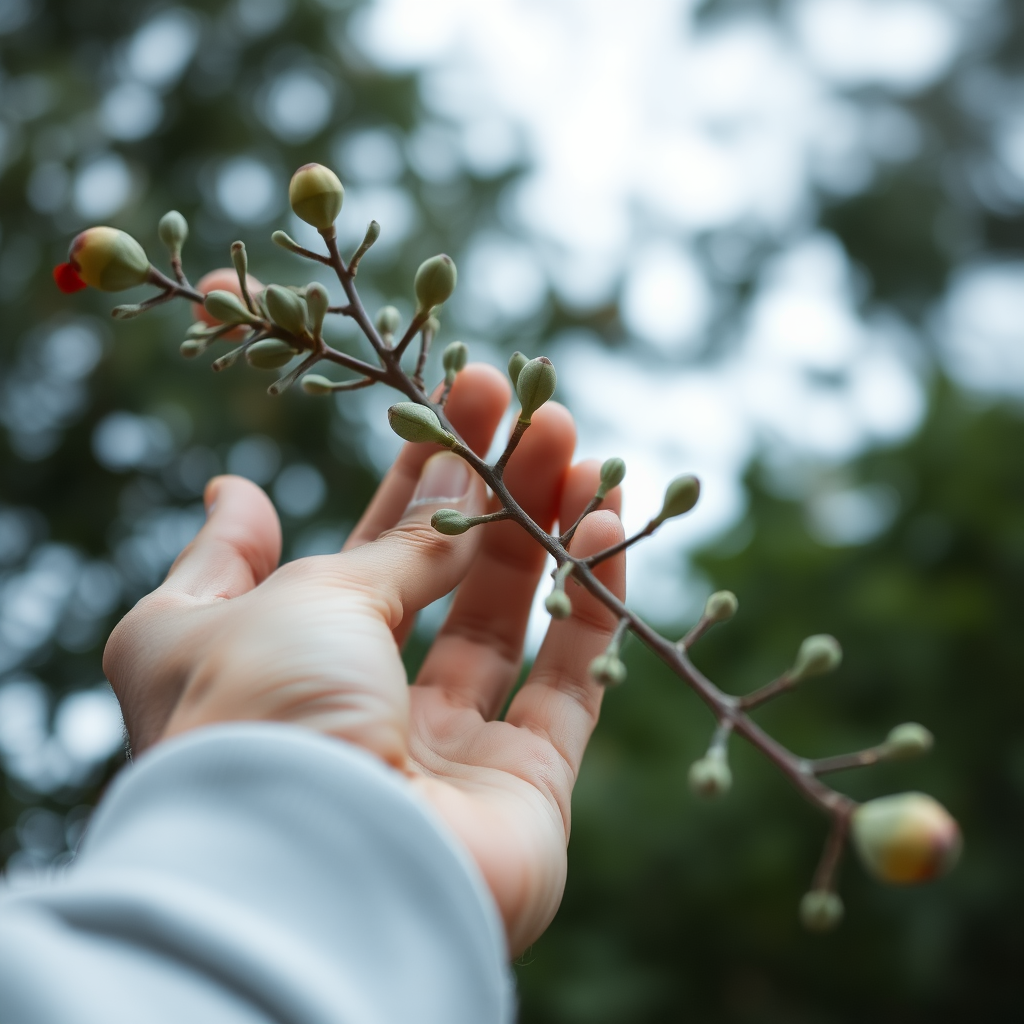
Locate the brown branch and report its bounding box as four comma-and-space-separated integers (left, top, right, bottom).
560, 493, 604, 547
582, 519, 657, 568
493, 418, 530, 477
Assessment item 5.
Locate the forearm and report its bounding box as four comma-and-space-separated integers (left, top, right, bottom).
0, 724, 513, 1024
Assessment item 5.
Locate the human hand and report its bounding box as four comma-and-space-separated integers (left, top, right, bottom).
103, 363, 625, 954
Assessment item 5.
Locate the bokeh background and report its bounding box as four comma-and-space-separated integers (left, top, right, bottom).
1, 0, 1022, 1018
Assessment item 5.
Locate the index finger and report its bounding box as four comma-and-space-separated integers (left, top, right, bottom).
344, 363, 510, 550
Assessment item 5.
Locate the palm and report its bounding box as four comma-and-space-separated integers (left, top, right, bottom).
107, 366, 626, 956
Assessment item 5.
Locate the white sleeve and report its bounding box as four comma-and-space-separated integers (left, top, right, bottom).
0, 724, 515, 1024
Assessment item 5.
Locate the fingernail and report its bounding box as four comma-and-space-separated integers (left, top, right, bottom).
411, 453, 471, 505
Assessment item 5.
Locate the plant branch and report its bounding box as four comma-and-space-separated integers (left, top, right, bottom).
582, 519, 657, 568
560, 493, 604, 547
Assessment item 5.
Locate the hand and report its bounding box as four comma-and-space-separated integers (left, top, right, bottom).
103, 364, 625, 954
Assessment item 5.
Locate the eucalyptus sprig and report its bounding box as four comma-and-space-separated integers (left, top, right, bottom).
54, 161, 961, 931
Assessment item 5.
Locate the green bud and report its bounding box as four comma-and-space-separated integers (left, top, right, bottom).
443, 341, 468, 375
186, 322, 213, 339
111, 303, 146, 320
387, 403, 457, 447
288, 163, 344, 232
305, 282, 330, 338
204, 290, 258, 325
507, 351, 528, 388
654, 475, 700, 525
589, 653, 627, 688
791, 634, 842, 681
246, 339, 299, 370
882, 723, 934, 761
180, 339, 204, 358
301, 374, 336, 395
231, 240, 248, 284
158, 210, 188, 253
516, 356, 557, 424
851, 792, 962, 884
424, 315, 441, 336
68, 226, 151, 291
376, 305, 401, 337
414, 254, 457, 311
704, 590, 738, 624
596, 457, 626, 498
545, 590, 572, 620
265, 284, 308, 337
430, 509, 472, 536
688, 751, 732, 799
799, 891, 844, 933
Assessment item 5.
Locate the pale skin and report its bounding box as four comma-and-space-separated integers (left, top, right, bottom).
103, 363, 626, 956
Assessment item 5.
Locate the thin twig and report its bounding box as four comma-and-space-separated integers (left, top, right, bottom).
582, 520, 657, 568
812, 812, 851, 892
560, 493, 603, 547
739, 673, 795, 711
811, 747, 884, 776
494, 419, 530, 477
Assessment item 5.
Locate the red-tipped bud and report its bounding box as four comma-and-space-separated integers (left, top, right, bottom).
67, 227, 151, 292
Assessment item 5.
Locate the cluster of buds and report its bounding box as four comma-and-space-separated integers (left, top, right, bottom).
55, 158, 962, 934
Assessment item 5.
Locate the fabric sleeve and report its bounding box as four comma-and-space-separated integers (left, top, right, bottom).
0, 723, 514, 1024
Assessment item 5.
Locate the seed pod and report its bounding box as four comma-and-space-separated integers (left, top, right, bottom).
204, 290, 258, 325
791, 634, 842, 681
881, 723, 934, 761
851, 792, 962, 884
704, 590, 738, 624
688, 751, 732, 798
597, 457, 626, 498
376, 305, 401, 337
516, 356, 556, 424
288, 163, 344, 231
305, 282, 330, 338
66, 227, 151, 291
589, 652, 627, 688
507, 351, 528, 388
180, 339, 204, 358
387, 403, 456, 447
301, 374, 335, 395
443, 341, 468, 380
265, 284, 308, 337
430, 509, 471, 535
545, 590, 572, 620
414, 254, 457, 312
799, 891, 844, 933
654, 474, 700, 525
158, 210, 188, 253
246, 339, 299, 370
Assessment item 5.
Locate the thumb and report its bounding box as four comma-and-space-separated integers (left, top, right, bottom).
340, 452, 489, 628
163, 475, 282, 600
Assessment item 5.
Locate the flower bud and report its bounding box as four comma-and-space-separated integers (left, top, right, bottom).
430, 509, 471, 535
246, 339, 299, 370
387, 403, 456, 447
688, 751, 732, 798
288, 163, 344, 231
516, 356, 556, 424
180, 339, 204, 358
597, 457, 626, 498
204, 290, 259, 325
799, 891, 844, 933
589, 653, 627, 688
791, 634, 842, 681
158, 210, 188, 253
881, 723, 934, 761
265, 284, 308, 337
67, 226, 151, 291
851, 792, 962, 884
654, 474, 700, 525
545, 590, 572, 620
193, 268, 264, 336
414, 254, 457, 312
376, 305, 401, 337
305, 282, 330, 338
442, 341, 468, 381
704, 590, 738, 624
301, 374, 335, 395
230, 240, 248, 284
507, 351, 528, 388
